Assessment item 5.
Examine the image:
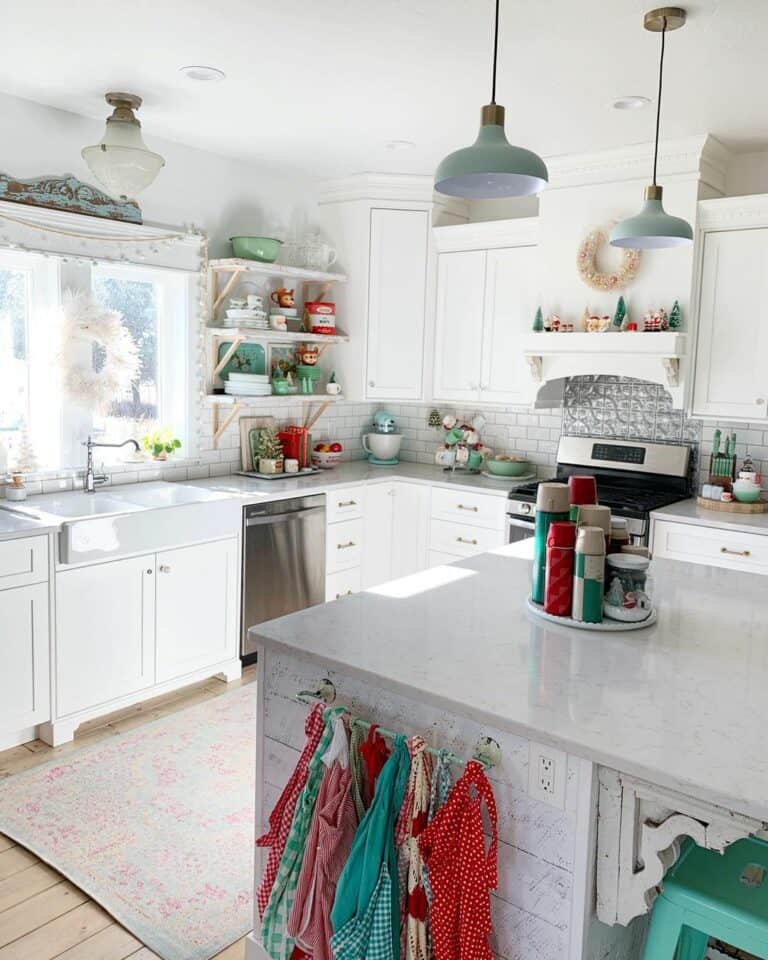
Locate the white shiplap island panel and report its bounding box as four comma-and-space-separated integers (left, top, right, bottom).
248, 546, 768, 960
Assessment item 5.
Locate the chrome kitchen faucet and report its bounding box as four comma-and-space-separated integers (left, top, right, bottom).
82, 435, 140, 492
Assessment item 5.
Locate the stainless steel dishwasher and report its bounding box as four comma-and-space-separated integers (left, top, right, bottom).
241, 494, 326, 660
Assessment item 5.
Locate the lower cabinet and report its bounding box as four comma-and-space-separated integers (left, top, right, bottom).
325, 567, 362, 602
56, 555, 156, 717
361, 482, 429, 588
155, 539, 238, 682
55, 537, 239, 721
0, 581, 50, 737
651, 519, 768, 575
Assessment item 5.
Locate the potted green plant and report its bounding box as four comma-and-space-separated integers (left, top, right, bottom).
255, 426, 284, 474
141, 428, 182, 461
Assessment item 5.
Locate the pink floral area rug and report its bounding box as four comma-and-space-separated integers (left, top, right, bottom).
0, 683, 256, 960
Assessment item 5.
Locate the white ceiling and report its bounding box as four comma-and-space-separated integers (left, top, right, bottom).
2, 0, 766, 178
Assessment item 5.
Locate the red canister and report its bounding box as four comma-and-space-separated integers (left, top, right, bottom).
304, 301, 336, 335
544, 521, 577, 617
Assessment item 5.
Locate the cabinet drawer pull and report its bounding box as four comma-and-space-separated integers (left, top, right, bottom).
337, 541, 356, 550
456, 536, 478, 546
457, 504, 478, 512
335, 590, 354, 599
337, 499, 357, 508
721, 546, 750, 557
159, 564, 172, 573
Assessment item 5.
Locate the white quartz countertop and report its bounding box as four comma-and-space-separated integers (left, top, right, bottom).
652, 497, 768, 534
251, 545, 768, 822
0, 508, 59, 541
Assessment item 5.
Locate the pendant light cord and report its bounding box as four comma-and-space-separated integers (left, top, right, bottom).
652, 15, 667, 186
490, 0, 500, 103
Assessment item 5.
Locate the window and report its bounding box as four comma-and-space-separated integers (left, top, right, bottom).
0, 249, 191, 471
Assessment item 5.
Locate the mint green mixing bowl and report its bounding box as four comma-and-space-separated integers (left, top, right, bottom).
230, 236, 283, 262
486, 458, 531, 477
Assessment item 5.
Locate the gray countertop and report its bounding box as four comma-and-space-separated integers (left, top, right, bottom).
652, 497, 768, 534
251, 544, 768, 822
0, 508, 59, 541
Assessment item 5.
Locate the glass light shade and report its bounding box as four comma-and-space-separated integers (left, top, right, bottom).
435, 116, 548, 199
610, 194, 692, 249
82, 117, 165, 201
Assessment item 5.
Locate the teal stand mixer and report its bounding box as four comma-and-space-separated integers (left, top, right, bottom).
362, 410, 403, 465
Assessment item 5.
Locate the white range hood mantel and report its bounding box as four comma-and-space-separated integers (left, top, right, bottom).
523, 331, 687, 403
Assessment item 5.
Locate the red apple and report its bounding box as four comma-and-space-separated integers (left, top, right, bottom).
330, 442, 343, 452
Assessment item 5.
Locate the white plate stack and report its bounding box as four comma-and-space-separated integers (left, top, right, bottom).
225, 373, 272, 396
222, 308, 269, 330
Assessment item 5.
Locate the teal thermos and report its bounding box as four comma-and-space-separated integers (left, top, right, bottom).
531, 482, 571, 604
572, 526, 606, 623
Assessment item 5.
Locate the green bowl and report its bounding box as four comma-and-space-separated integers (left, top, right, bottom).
486, 458, 531, 477
230, 236, 283, 262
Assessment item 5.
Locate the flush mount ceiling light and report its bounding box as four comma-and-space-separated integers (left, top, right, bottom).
385, 140, 416, 151
179, 64, 226, 82
434, 0, 548, 198
613, 95, 652, 110
610, 8, 693, 249
81, 92, 165, 202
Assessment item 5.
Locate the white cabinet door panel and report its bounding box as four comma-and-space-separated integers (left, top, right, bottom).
56, 556, 155, 717
0, 582, 49, 732
693, 228, 768, 421
432, 250, 485, 402
155, 538, 238, 682
366, 208, 429, 400
480, 245, 539, 404
390, 482, 429, 580
361, 482, 394, 588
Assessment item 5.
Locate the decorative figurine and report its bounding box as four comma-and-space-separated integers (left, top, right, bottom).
551, 316, 562, 332
581, 306, 590, 331
642, 308, 669, 332
442, 414, 457, 431
428, 409, 442, 428
668, 299, 682, 329
297, 344, 320, 365
546, 314, 560, 332
533, 306, 544, 332
612, 295, 627, 330
271, 287, 295, 308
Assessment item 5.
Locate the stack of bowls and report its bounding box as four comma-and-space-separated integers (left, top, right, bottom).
225, 373, 272, 397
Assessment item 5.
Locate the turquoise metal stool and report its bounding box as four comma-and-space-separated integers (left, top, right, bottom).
642, 836, 768, 959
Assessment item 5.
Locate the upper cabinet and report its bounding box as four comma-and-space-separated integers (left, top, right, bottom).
366, 208, 429, 400
319, 174, 468, 402
691, 197, 768, 422
432, 220, 539, 406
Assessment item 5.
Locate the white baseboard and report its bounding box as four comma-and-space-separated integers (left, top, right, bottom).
245, 932, 269, 960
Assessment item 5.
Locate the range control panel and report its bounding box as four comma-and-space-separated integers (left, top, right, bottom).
591, 443, 647, 465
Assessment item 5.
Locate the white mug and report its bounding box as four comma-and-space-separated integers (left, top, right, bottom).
326, 381, 342, 395
247, 294, 264, 309
285, 459, 299, 474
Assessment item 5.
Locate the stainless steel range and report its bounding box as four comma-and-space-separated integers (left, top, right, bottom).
506, 436, 691, 546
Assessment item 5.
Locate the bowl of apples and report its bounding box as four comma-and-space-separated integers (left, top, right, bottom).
311, 440, 343, 469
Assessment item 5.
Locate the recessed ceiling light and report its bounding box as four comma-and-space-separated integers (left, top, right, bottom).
613, 95, 651, 110
179, 65, 226, 82
385, 140, 416, 151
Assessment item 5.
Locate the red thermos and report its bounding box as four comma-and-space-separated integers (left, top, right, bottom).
544, 521, 577, 617
568, 475, 597, 522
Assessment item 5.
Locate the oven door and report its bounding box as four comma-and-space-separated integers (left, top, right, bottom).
506, 515, 536, 543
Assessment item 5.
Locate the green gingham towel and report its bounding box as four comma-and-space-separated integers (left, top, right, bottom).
330, 862, 394, 960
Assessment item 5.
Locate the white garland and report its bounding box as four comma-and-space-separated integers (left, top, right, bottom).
60, 290, 139, 412
576, 227, 641, 291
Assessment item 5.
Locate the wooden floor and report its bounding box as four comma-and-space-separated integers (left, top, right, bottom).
0, 667, 257, 960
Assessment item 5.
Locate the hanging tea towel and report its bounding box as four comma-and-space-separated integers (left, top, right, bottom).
418, 760, 498, 960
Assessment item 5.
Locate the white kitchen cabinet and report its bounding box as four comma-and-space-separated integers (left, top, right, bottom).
155, 539, 238, 682
0, 582, 49, 739
56, 555, 155, 718
690, 197, 768, 421
480, 245, 539, 403
432, 220, 539, 405
651, 518, 768, 575
366, 208, 429, 400
325, 567, 362, 602
361, 481, 429, 588
432, 250, 486, 403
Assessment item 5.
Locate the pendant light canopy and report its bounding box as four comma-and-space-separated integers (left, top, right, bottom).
610, 8, 692, 249
434, 0, 548, 198
82, 93, 165, 202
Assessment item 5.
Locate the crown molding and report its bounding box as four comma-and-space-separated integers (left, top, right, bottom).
317, 172, 468, 218
544, 134, 731, 194
433, 216, 538, 252
696, 192, 768, 230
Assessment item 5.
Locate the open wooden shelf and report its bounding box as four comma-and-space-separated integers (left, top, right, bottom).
205, 393, 345, 406
207, 326, 349, 345
209, 258, 348, 285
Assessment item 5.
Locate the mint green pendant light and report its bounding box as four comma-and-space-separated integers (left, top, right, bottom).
434, 0, 548, 198
610, 8, 693, 249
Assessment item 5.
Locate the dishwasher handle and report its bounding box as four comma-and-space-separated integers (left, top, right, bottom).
245, 505, 325, 527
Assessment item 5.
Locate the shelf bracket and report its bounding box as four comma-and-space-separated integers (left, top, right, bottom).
212, 267, 244, 313
662, 357, 680, 388
213, 401, 244, 448
212, 336, 245, 380
526, 355, 543, 382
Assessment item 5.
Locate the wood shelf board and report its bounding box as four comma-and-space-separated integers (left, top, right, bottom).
206, 327, 350, 344
523, 331, 687, 358
209, 258, 347, 284
206, 393, 345, 406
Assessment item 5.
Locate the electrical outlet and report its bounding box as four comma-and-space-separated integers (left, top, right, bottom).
528, 741, 567, 809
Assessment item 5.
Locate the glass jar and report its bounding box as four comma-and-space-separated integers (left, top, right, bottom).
603, 554, 654, 622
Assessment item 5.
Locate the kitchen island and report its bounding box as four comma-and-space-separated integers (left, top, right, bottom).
248, 545, 768, 960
